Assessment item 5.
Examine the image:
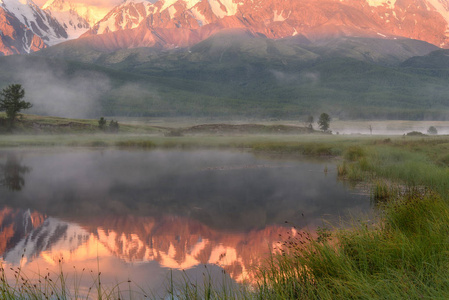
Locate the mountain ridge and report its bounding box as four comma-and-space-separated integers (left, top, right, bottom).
3, 0, 449, 55
76, 0, 449, 52
0, 35, 440, 120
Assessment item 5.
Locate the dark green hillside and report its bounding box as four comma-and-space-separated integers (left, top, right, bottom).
401, 49, 449, 69
38, 34, 438, 67
0, 35, 445, 119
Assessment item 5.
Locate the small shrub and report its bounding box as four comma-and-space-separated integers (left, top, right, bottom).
98, 117, 106, 130
427, 126, 438, 135
406, 131, 425, 136
108, 120, 119, 133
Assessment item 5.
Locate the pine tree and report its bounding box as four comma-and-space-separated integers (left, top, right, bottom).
0, 84, 32, 128
317, 113, 331, 132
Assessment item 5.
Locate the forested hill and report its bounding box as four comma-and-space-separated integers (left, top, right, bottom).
1, 36, 448, 120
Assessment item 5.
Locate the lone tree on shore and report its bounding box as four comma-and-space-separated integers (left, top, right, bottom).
427, 126, 438, 135
98, 117, 107, 130
318, 113, 331, 132
0, 84, 32, 128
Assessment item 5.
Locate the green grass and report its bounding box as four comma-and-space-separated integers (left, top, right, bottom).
256, 191, 449, 299
261, 135, 449, 299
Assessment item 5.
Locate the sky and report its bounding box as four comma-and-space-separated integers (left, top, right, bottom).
34, 0, 128, 10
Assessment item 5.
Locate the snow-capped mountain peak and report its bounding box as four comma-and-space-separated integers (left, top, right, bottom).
42, 0, 91, 39
1, 0, 67, 45
78, 0, 449, 51
3, 0, 449, 55
42, 0, 106, 27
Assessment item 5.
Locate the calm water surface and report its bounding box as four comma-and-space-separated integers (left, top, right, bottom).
0, 148, 370, 296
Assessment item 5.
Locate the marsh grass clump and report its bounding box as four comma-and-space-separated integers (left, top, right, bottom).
371, 180, 399, 205
344, 146, 365, 161
337, 161, 366, 182
337, 162, 347, 177
256, 191, 449, 299
345, 164, 364, 182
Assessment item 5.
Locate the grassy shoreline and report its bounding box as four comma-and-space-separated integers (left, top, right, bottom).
256, 136, 449, 299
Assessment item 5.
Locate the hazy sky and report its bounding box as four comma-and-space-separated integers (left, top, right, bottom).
34, 0, 127, 10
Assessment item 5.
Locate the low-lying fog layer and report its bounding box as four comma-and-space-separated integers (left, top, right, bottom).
0, 149, 370, 228
0, 148, 371, 295
324, 120, 449, 135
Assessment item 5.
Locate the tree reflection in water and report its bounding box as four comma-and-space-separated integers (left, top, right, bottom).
0, 154, 30, 191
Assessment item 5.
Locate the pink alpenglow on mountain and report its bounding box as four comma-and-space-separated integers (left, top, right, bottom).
78, 0, 449, 51
2, 0, 449, 54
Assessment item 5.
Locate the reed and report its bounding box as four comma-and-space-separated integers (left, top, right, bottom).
256, 191, 449, 299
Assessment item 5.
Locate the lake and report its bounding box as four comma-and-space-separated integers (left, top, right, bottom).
0, 148, 370, 297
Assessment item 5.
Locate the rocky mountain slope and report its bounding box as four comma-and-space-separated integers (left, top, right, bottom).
2, 0, 449, 55
0, 0, 111, 55
76, 0, 449, 51
0, 0, 67, 54
0, 7, 46, 55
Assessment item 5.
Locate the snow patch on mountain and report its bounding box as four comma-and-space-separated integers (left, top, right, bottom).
367, 0, 396, 9
207, 0, 238, 18
160, 0, 178, 11
274, 10, 288, 22
168, 5, 177, 18
191, 6, 208, 25
95, 0, 150, 34
184, 0, 201, 9
42, 0, 90, 39
43, 0, 115, 27
426, 0, 449, 24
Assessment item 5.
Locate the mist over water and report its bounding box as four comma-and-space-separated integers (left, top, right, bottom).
0, 149, 370, 228
331, 121, 449, 135
0, 148, 371, 293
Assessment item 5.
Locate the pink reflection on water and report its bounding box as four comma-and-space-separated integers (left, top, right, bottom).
0, 208, 312, 296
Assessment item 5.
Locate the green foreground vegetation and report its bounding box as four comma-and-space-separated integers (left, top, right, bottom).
2, 115, 449, 298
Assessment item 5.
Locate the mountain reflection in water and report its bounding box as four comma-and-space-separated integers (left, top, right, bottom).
0, 149, 371, 293
0, 208, 300, 286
